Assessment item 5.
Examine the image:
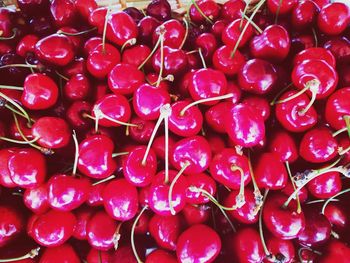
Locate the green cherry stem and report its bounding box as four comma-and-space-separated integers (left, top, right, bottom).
321, 188, 350, 215
131, 206, 148, 263
71, 130, 79, 176
92, 175, 116, 186
285, 161, 302, 214
0, 247, 40, 262
189, 0, 213, 24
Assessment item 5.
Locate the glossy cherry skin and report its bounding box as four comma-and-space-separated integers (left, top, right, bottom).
24, 185, 50, 214
319, 240, 350, 263
138, 16, 161, 45
225, 103, 265, 147
297, 209, 331, 246
108, 63, 145, 95
189, 0, 220, 24
149, 214, 181, 251
129, 117, 155, 143
87, 249, 112, 263
72, 206, 93, 240
0, 148, 17, 188
229, 228, 264, 263
238, 59, 277, 94
176, 224, 221, 263
268, 130, 298, 163
22, 73, 58, 110
146, 0, 171, 21
123, 146, 157, 187
292, 0, 319, 29
122, 45, 151, 68
254, 152, 288, 190
106, 12, 138, 47
294, 47, 336, 68
317, 3, 350, 35
29, 210, 76, 247
35, 34, 74, 66
267, 0, 297, 14
221, 0, 244, 20
146, 249, 177, 263
265, 236, 295, 263
222, 19, 254, 48
152, 46, 188, 76
87, 43, 121, 79
182, 204, 210, 226
186, 173, 216, 205
39, 244, 80, 263
66, 100, 92, 130
308, 170, 342, 199
205, 102, 232, 133
213, 45, 246, 76
324, 37, 350, 64
324, 203, 348, 231
103, 179, 138, 221
64, 74, 90, 101
86, 210, 118, 251
16, 34, 39, 57
250, 25, 290, 62
168, 100, 203, 137
47, 174, 91, 211
152, 135, 176, 161
0, 206, 23, 247
75, 0, 97, 19
92, 94, 131, 127
292, 59, 338, 99
8, 148, 46, 189
275, 90, 318, 132
299, 127, 338, 163
209, 148, 251, 190
188, 68, 227, 105
50, 0, 76, 27
242, 96, 271, 121
78, 135, 117, 179
133, 84, 171, 121
171, 136, 211, 175
195, 33, 217, 59
325, 87, 350, 129
153, 19, 185, 49
263, 193, 305, 240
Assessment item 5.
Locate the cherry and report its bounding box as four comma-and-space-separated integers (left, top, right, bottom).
265, 236, 295, 263
176, 224, 221, 263
182, 204, 210, 225
323, 202, 348, 231
325, 87, 350, 130
319, 240, 350, 263
122, 45, 151, 68
146, 0, 171, 21
299, 127, 338, 163
291, 0, 319, 29
49, 0, 76, 27
73, 206, 93, 240
16, 35, 39, 58
205, 101, 232, 133
186, 173, 216, 205
222, 19, 254, 49
212, 45, 246, 75
152, 134, 176, 161
195, 33, 217, 59
35, 34, 74, 66
64, 74, 90, 101
225, 103, 265, 147
66, 101, 92, 130
103, 178, 139, 221
263, 192, 305, 239
86, 210, 118, 251
39, 244, 80, 263
87, 249, 112, 263
317, 2, 350, 36
29, 209, 76, 247
153, 19, 186, 49
152, 46, 188, 76
238, 59, 277, 94
63, 57, 87, 77
293, 47, 336, 68
268, 130, 298, 163
87, 43, 121, 79
149, 213, 182, 251
75, 0, 97, 20
189, 0, 220, 24
8, 148, 46, 189
106, 12, 138, 47
47, 174, 91, 211
146, 249, 177, 263
267, 0, 298, 15
88, 7, 106, 33
23, 185, 49, 214
308, 170, 342, 199
0, 205, 23, 247
242, 96, 271, 121
250, 25, 291, 62
221, 0, 245, 20
0, 148, 17, 188
323, 37, 350, 64
129, 117, 156, 143
86, 182, 106, 207
78, 135, 117, 179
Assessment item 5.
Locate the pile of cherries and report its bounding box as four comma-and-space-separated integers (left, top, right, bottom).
0, 0, 350, 262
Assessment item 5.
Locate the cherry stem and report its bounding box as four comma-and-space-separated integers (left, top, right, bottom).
298, 247, 322, 262
285, 161, 302, 214
55, 70, 69, 81
168, 161, 190, 215
274, 0, 282, 24
86, 111, 139, 131
102, 7, 111, 53
57, 27, 97, 36
156, 33, 165, 88
270, 83, 293, 106
113, 222, 123, 250
92, 175, 116, 186
231, 165, 246, 208
121, 38, 137, 52
0, 247, 40, 262
186, 50, 198, 55
306, 199, 339, 205
339, 145, 350, 156
198, 48, 207, 68
333, 127, 347, 137
141, 104, 171, 166
0, 85, 24, 91
149, 75, 174, 86
0, 64, 38, 70
4, 104, 33, 123
321, 188, 350, 215
242, 13, 263, 34
283, 166, 349, 208
112, 152, 129, 158
179, 18, 189, 50
0, 135, 39, 145
189, 0, 213, 24
344, 115, 350, 138
230, 0, 266, 58
180, 93, 233, 116
137, 29, 164, 70
164, 105, 170, 183
240, 0, 251, 30
312, 27, 318, 47
131, 205, 148, 263
0, 91, 32, 126
71, 130, 79, 176
248, 151, 263, 215
0, 29, 16, 41
299, 83, 318, 116
259, 189, 272, 258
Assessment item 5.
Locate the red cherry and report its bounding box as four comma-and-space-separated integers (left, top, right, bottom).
103, 178, 139, 221
152, 46, 188, 76
86, 210, 118, 251
153, 19, 185, 49
317, 2, 350, 35
319, 240, 350, 263
323, 203, 348, 231
212, 45, 246, 76
78, 135, 117, 179
35, 34, 74, 66
75, 0, 97, 19
189, 0, 220, 24
87, 249, 112, 263
182, 204, 210, 225
146, 0, 171, 21
323, 37, 350, 64
281, 181, 309, 204
66, 100, 92, 130
63, 57, 87, 77
205, 102, 232, 133
299, 127, 338, 163
23, 185, 49, 214
263, 192, 305, 239
146, 249, 177, 263
152, 134, 176, 161
122, 45, 151, 68
106, 12, 138, 47
265, 236, 295, 263
149, 214, 182, 251
64, 74, 91, 101
268, 130, 298, 163
50, 0, 76, 27
238, 59, 277, 94
195, 33, 217, 59
225, 103, 265, 147
108, 63, 145, 95
8, 148, 46, 189
221, 0, 245, 21
250, 25, 290, 62
129, 117, 156, 143
222, 19, 254, 48
186, 173, 216, 204
138, 16, 161, 44
242, 96, 271, 121
307, 170, 342, 199
325, 87, 350, 130
0, 206, 23, 247
176, 224, 221, 263
291, 0, 319, 29
293, 47, 336, 68
0, 148, 17, 188
86, 182, 105, 207
84, 37, 102, 56
267, 0, 297, 14
39, 244, 80, 263
87, 43, 121, 79
30, 210, 76, 247
16, 34, 39, 57
73, 206, 94, 240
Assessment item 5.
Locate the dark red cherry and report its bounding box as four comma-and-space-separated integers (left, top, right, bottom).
152, 134, 176, 161
39, 244, 80, 263
122, 45, 151, 68
146, 0, 171, 21
182, 204, 210, 226
293, 47, 336, 68
0, 148, 17, 188
129, 117, 155, 143
213, 45, 245, 76
152, 46, 188, 76
75, 0, 97, 19
149, 214, 182, 251
225, 103, 265, 147
73, 206, 93, 240
103, 179, 138, 221
8, 148, 46, 189
50, 0, 77, 27
299, 127, 338, 163
319, 240, 350, 263
123, 7, 144, 23
323, 37, 350, 64
317, 2, 350, 35
78, 135, 117, 179
292, 0, 319, 29
281, 181, 308, 204
221, 0, 245, 20
189, 0, 220, 24
268, 130, 298, 163
0, 206, 23, 247
30, 210, 76, 247
88, 7, 106, 34
66, 101, 92, 130
106, 12, 138, 47
325, 87, 350, 130
307, 170, 342, 198
16, 34, 39, 57
64, 74, 90, 101
176, 224, 221, 263
242, 96, 271, 121
222, 19, 254, 48
146, 249, 177, 263
238, 59, 277, 94
265, 236, 295, 263
35, 34, 74, 66
138, 16, 161, 45
24, 185, 49, 214
267, 0, 297, 14
323, 203, 348, 231
153, 19, 186, 49
186, 173, 216, 204
195, 33, 217, 59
